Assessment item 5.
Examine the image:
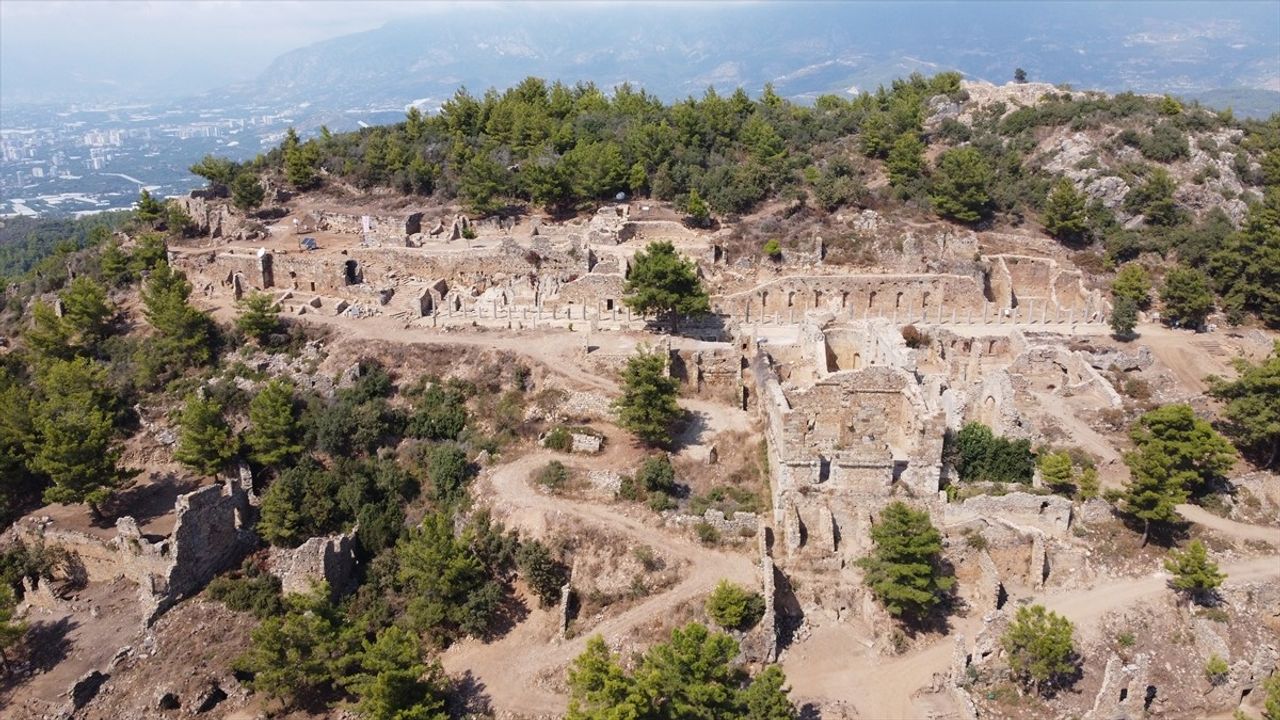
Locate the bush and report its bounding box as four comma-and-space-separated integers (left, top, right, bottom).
636, 455, 676, 495
543, 426, 572, 452
950, 422, 1035, 484
425, 444, 472, 506
408, 384, 468, 441
762, 239, 782, 261
207, 561, 284, 620
1160, 267, 1215, 328
1205, 654, 1230, 685
535, 460, 569, 491
517, 540, 569, 608
694, 522, 721, 545
1139, 124, 1190, 163
1002, 604, 1078, 695
705, 580, 765, 630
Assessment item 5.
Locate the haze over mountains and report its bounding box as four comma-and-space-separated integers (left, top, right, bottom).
5, 2, 1280, 114
2, 1, 1277, 218
240, 2, 1280, 112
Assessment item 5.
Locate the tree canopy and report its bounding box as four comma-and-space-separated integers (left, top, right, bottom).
613, 346, 683, 447
856, 501, 952, 622
1208, 341, 1280, 468
566, 623, 796, 720
1163, 539, 1225, 605
623, 241, 710, 332
1121, 404, 1235, 542
1001, 604, 1078, 695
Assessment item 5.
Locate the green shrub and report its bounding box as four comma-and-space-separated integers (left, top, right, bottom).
636, 455, 676, 495
762, 238, 783, 260
949, 422, 1035, 484
647, 491, 676, 512
694, 522, 721, 545
705, 580, 766, 630
535, 460, 569, 491
1205, 654, 1230, 684
207, 561, 284, 619
517, 540, 569, 608
543, 426, 572, 452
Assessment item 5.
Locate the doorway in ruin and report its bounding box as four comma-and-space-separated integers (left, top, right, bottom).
419, 292, 434, 316
344, 260, 361, 285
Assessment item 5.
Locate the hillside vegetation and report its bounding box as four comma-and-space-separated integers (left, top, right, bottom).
202, 74, 1279, 327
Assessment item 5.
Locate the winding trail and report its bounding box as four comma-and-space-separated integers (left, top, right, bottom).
440, 449, 757, 717
1176, 504, 1280, 546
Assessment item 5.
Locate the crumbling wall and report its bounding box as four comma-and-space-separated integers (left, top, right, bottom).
669, 345, 743, 404
943, 492, 1073, 538
16, 479, 256, 622
267, 532, 357, 598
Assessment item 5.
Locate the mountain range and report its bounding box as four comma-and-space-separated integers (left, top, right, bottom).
223, 2, 1280, 116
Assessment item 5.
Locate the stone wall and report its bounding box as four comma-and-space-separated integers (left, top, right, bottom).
17, 479, 256, 623
267, 532, 357, 598
942, 492, 1074, 539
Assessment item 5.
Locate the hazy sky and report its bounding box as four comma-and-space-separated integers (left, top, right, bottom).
0, 1, 472, 103
3, 1, 1278, 106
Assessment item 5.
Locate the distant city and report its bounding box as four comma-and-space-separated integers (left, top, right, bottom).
0, 101, 405, 218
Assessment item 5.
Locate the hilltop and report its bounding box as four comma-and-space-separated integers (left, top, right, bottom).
0, 73, 1278, 720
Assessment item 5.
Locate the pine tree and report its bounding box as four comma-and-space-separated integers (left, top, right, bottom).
24, 301, 75, 363
231, 172, 266, 212
622, 241, 710, 333
236, 291, 280, 345
1043, 178, 1088, 242
886, 132, 925, 187
1001, 604, 1077, 695
138, 261, 214, 383
59, 276, 113, 351
235, 585, 341, 706
1110, 295, 1139, 339
1037, 451, 1074, 493
174, 394, 237, 477
246, 379, 302, 469
566, 623, 796, 720
33, 402, 124, 515
135, 189, 165, 225
31, 358, 125, 516
1129, 404, 1235, 496
705, 580, 766, 630
1209, 342, 1280, 468
1112, 263, 1152, 309
1164, 539, 1226, 605
856, 501, 953, 621
930, 147, 992, 224
343, 626, 449, 720
1120, 444, 1188, 545
613, 346, 682, 447
1161, 267, 1215, 328
628, 161, 648, 194
99, 240, 133, 287
683, 188, 711, 228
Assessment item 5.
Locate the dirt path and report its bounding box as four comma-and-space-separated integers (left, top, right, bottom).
782, 554, 1280, 719
1038, 554, 1280, 640
1176, 504, 1280, 546
440, 449, 757, 717
1136, 324, 1234, 394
